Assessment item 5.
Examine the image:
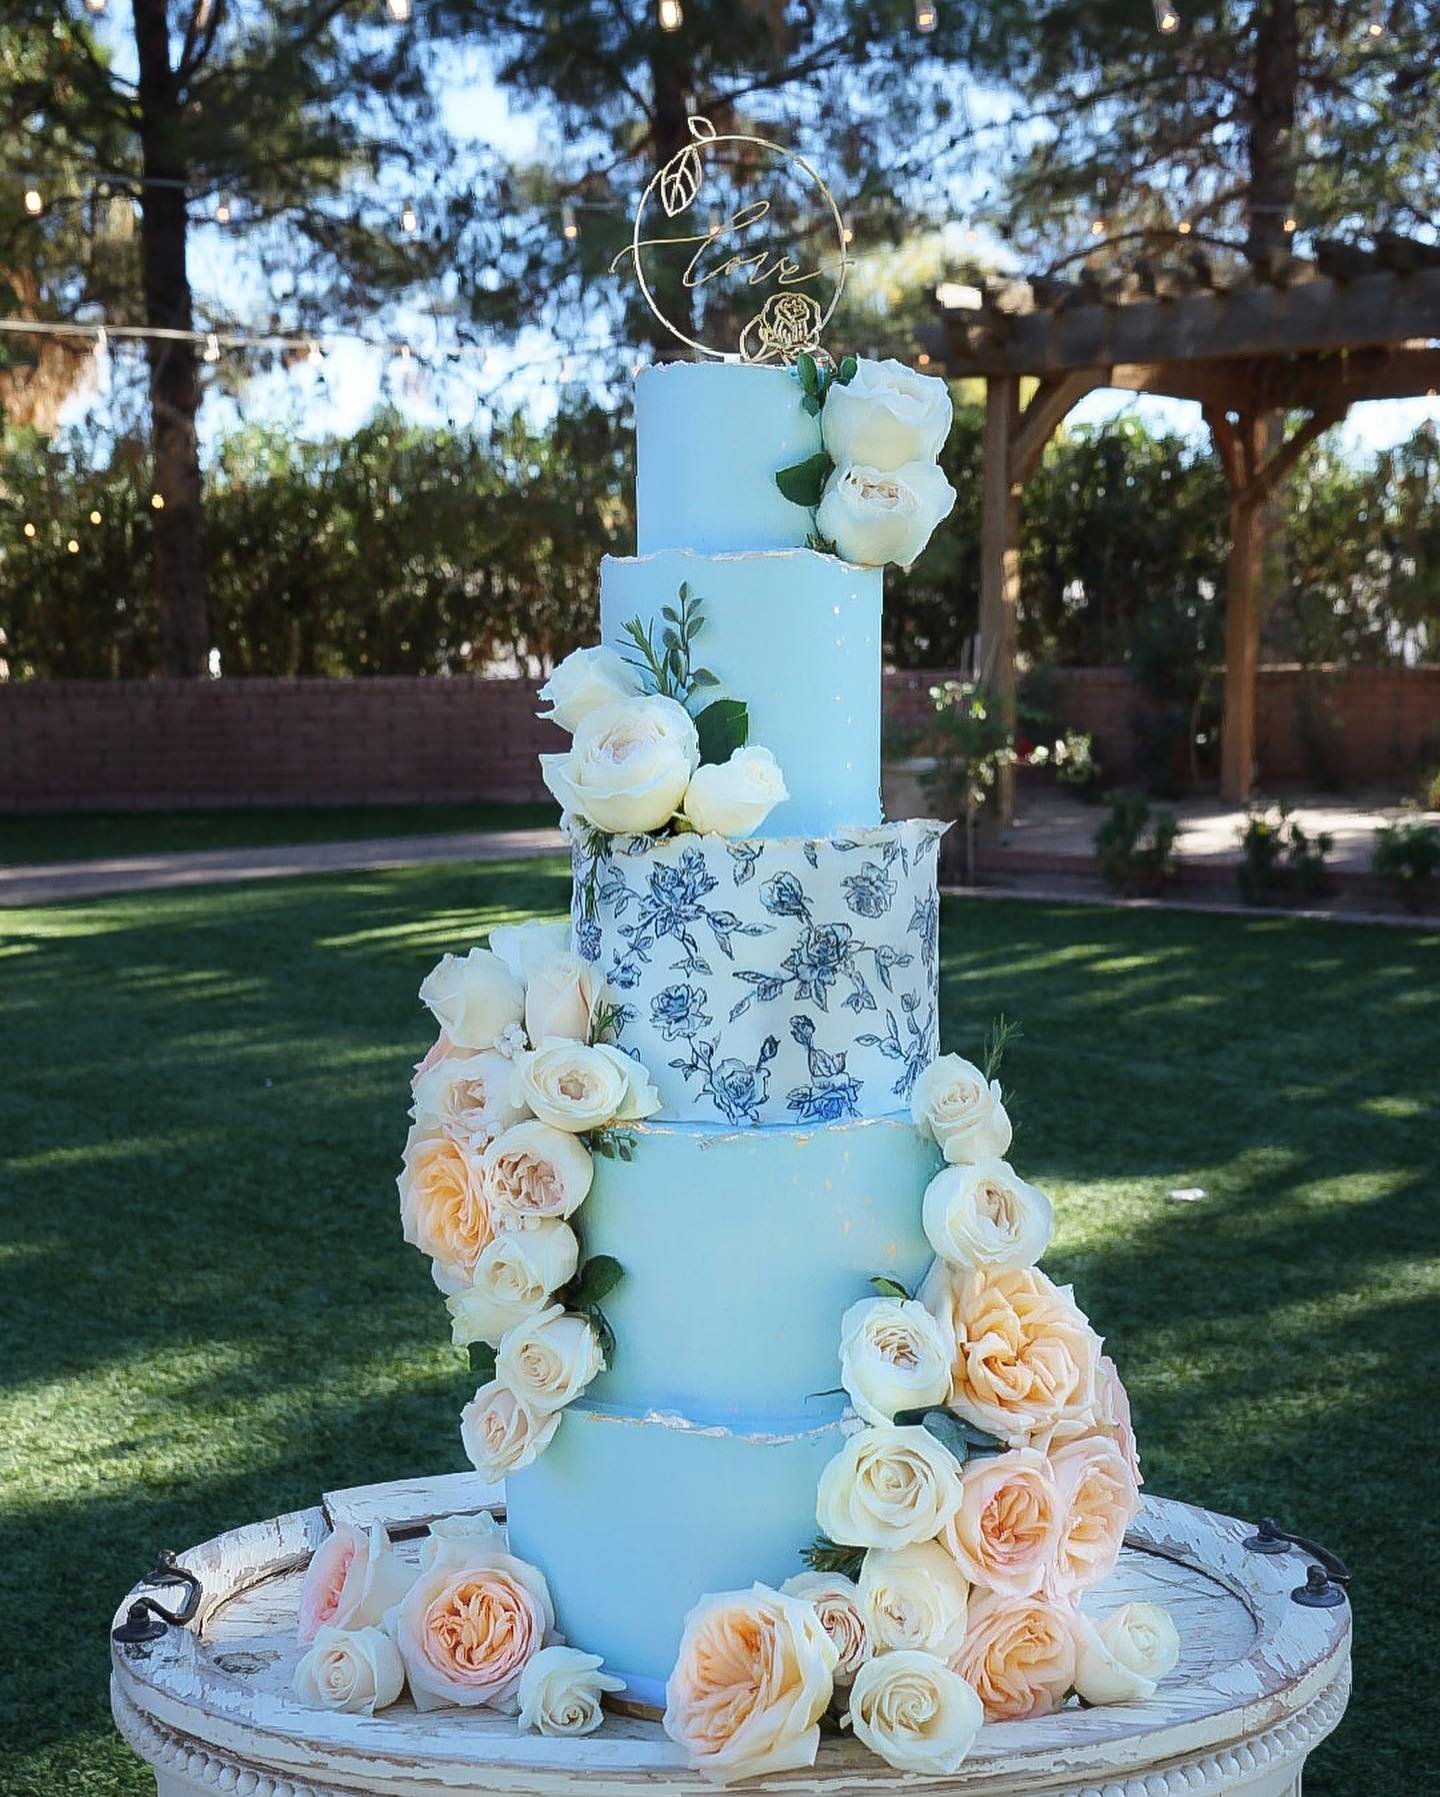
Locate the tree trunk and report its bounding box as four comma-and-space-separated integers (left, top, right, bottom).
134, 0, 209, 677
645, 34, 694, 359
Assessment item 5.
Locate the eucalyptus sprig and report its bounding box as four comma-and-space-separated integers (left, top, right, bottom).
800, 1534, 865, 1582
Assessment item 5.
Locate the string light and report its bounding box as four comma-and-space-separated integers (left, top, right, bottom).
1283, 213, 1298, 234
203, 332, 220, 362
89, 510, 102, 525
707, 205, 723, 237
915, 1, 938, 32
1154, 0, 1181, 33
151, 493, 165, 510
214, 192, 232, 223
561, 202, 579, 241
658, 0, 684, 28
1090, 217, 1105, 236
916, 350, 932, 366
93, 326, 109, 361
842, 216, 855, 245
67, 538, 80, 554
24, 185, 43, 216
1178, 219, 1193, 235
84, 0, 107, 13
196, 0, 213, 23
384, 0, 413, 20
1366, 0, 1385, 35
23, 522, 36, 539
401, 201, 418, 234
306, 338, 325, 365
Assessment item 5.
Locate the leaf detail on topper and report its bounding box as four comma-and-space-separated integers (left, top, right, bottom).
661, 146, 704, 217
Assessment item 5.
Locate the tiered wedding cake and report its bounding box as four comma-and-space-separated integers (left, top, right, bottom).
308, 351, 1181, 1781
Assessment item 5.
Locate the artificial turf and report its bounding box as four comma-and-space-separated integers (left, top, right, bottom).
1, 863, 1436, 1794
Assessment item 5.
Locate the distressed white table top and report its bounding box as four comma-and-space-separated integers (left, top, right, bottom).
111, 1474, 1350, 1796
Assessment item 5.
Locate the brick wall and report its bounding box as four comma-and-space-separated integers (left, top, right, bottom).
1, 666, 1435, 814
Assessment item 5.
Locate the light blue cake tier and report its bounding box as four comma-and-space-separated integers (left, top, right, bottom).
506, 1406, 845, 1709
504, 1112, 942, 1705
635, 362, 818, 555
572, 822, 944, 1125
600, 548, 883, 839
580, 1114, 940, 1420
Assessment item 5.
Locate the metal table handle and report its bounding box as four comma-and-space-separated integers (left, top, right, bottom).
1243, 1515, 1350, 1608
112, 1550, 204, 1645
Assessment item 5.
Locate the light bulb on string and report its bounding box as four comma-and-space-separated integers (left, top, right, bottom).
67, 538, 80, 555
707, 205, 722, 237
90, 510, 103, 526
1283, 213, 1298, 235
1090, 217, 1106, 236
915, 1, 938, 33
1366, 0, 1385, 35
306, 338, 325, 366
23, 522, 36, 540
561, 202, 579, 241
215, 192, 232, 223
1177, 218, 1193, 235
196, 0, 213, 24
658, 0, 683, 29
84, 0, 108, 13
93, 326, 109, 363
151, 493, 165, 510
203, 332, 220, 363
1154, 0, 1181, 34
384, 0, 413, 20
401, 202, 418, 235
24, 185, 43, 216
842, 216, 855, 245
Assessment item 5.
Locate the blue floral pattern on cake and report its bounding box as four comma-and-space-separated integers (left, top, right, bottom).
573, 821, 944, 1127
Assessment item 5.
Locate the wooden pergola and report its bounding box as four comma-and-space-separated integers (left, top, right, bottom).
933, 243, 1440, 806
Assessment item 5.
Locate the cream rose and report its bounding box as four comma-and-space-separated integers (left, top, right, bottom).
418, 947, 526, 1052
538, 644, 644, 733
663, 1584, 837, 1784
838, 1298, 951, 1427
923, 1158, 1053, 1272
911, 1054, 1013, 1164
844, 1650, 983, 1776
495, 1304, 605, 1415
512, 1040, 660, 1134
822, 357, 953, 471
681, 746, 789, 839
816, 1424, 965, 1551
954, 1591, 1078, 1721
922, 1262, 1102, 1449
392, 1530, 555, 1712
489, 918, 572, 985
939, 1446, 1062, 1599
1095, 1353, 1144, 1488
296, 1523, 411, 1646
483, 1118, 594, 1228
411, 1048, 529, 1145
524, 951, 607, 1045
517, 1644, 625, 1736
398, 1127, 494, 1294
460, 1380, 563, 1481
541, 694, 700, 835
1049, 1436, 1140, 1596
815, 460, 956, 571
779, 1572, 871, 1686
859, 1540, 970, 1658
294, 1625, 406, 1715
1073, 1602, 1180, 1705
446, 1221, 580, 1348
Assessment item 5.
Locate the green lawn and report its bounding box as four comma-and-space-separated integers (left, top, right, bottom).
2, 866, 1436, 1795
0, 800, 560, 866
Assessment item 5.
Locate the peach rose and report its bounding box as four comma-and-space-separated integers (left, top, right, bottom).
413, 1030, 453, 1080
460, 1381, 563, 1481
296, 1522, 411, 1646
779, 1572, 872, 1686
1049, 1436, 1140, 1597
1095, 1354, 1143, 1488
939, 1447, 1062, 1599
953, 1591, 1078, 1721
664, 1584, 837, 1784
483, 1119, 594, 1229
411, 1048, 529, 1145
922, 1262, 1102, 1449
392, 1531, 555, 1713
398, 1127, 494, 1294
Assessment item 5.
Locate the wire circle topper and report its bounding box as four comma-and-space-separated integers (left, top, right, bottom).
621, 115, 849, 365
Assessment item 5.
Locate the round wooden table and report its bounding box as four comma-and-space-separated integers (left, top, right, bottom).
110, 1472, 1351, 1797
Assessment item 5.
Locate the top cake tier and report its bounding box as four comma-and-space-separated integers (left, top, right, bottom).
636, 361, 818, 555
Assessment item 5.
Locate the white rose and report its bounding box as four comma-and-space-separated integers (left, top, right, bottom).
489, 918, 572, 985
294, 1625, 405, 1715
525, 951, 607, 1045
815, 460, 956, 571
922, 1158, 1053, 1271
517, 1645, 625, 1736
420, 1508, 508, 1568
816, 1424, 965, 1551
538, 644, 645, 733
779, 1572, 872, 1686
822, 357, 953, 471
513, 1039, 660, 1134
496, 1304, 605, 1414
838, 1298, 951, 1426
483, 1118, 594, 1229
859, 1540, 970, 1658
681, 746, 789, 838
1073, 1602, 1181, 1705
541, 695, 699, 835
460, 1380, 562, 1480
446, 1221, 580, 1348
411, 1048, 529, 1145
911, 1054, 1013, 1164
844, 1650, 983, 1776
418, 947, 526, 1052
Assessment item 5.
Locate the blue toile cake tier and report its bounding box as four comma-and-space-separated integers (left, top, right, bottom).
504, 360, 952, 1707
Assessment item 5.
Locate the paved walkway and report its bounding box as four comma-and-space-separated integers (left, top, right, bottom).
0, 827, 568, 908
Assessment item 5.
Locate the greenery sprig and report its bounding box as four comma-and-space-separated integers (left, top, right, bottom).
983, 1014, 1022, 1083
619, 579, 750, 767
891, 1406, 1007, 1466
576, 823, 614, 921
801, 1534, 865, 1582
773, 350, 856, 551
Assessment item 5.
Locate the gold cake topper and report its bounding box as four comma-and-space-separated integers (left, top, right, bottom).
613, 115, 850, 365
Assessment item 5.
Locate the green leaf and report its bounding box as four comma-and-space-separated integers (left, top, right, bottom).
571, 1253, 625, 1308
579, 1303, 616, 1364
800, 1535, 865, 1581
837, 353, 858, 385
774, 452, 834, 509
796, 350, 820, 394
870, 1275, 911, 1301
689, 667, 720, 689
695, 698, 750, 765
801, 392, 822, 417
890, 1406, 1007, 1465
468, 1342, 498, 1381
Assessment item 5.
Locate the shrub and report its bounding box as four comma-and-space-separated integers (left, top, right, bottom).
1236, 805, 1334, 905
1094, 792, 1179, 895
1371, 818, 1440, 910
